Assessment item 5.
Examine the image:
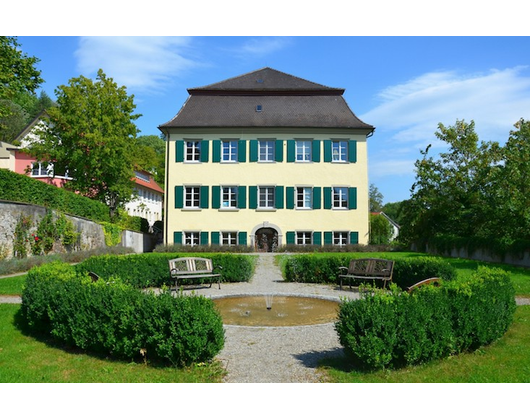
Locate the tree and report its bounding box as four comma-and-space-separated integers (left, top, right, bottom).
369, 183, 384, 212
494, 118, 530, 240
401, 119, 501, 245
0, 100, 29, 142
29, 69, 141, 219
381, 200, 406, 226
134, 134, 166, 186
0, 37, 44, 130
370, 213, 393, 244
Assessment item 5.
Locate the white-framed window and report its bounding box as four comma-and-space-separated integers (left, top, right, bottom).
332, 140, 347, 162
184, 186, 200, 208
184, 232, 200, 246
185, 141, 201, 162
259, 186, 275, 209
295, 140, 311, 162
31, 162, 51, 177
259, 140, 275, 162
222, 140, 238, 162
333, 187, 348, 209
296, 187, 312, 209
296, 231, 312, 245
222, 186, 238, 208
333, 232, 349, 246
222, 232, 237, 246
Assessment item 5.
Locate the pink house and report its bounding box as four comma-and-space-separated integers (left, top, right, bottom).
1, 112, 163, 227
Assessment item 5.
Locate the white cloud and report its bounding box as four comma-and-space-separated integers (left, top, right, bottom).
361, 66, 530, 146
233, 37, 293, 57
74, 36, 198, 94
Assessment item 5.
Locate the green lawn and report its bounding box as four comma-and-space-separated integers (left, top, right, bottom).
0, 304, 225, 383
320, 305, 530, 382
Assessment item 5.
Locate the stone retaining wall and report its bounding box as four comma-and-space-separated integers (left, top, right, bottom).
0, 201, 157, 259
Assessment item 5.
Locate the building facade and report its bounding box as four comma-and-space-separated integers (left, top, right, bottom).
125, 169, 164, 229
159, 68, 374, 250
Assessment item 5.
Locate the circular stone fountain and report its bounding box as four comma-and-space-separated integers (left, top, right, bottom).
213, 295, 340, 327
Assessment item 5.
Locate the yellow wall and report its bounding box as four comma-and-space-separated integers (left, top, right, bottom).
164, 128, 370, 246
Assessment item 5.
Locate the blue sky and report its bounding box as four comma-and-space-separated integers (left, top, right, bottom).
13, 35, 530, 204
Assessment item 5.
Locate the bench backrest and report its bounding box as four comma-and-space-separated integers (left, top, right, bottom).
168, 257, 214, 274
348, 258, 394, 278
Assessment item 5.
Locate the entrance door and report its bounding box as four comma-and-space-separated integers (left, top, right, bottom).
255, 227, 278, 252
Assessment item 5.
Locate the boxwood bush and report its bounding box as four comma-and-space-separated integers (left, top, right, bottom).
75, 252, 257, 288
281, 254, 456, 290
335, 266, 516, 371
21, 261, 225, 366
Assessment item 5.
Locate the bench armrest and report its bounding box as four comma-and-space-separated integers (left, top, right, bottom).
170, 268, 179, 277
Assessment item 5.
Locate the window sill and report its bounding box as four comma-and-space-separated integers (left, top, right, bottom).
218, 208, 240, 212
182, 208, 202, 211
256, 208, 277, 212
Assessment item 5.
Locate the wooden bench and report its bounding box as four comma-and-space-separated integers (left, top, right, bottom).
338, 258, 394, 290
406, 277, 442, 293
169, 257, 222, 289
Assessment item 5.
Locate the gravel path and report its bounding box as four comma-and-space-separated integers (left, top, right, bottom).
183, 253, 354, 383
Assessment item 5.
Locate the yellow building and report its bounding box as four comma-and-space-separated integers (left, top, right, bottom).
159, 68, 374, 250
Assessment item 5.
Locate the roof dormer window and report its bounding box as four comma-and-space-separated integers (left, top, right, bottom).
256, 105, 262, 112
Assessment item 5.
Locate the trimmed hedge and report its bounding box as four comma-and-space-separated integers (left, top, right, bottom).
0, 168, 110, 222
281, 254, 456, 290
75, 253, 257, 288
335, 266, 516, 371
21, 261, 225, 366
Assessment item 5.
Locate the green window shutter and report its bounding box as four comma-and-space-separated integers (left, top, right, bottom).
286, 186, 295, 209
238, 231, 247, 246
313, 231, 322, 246
249, 140, 258, 162
275, 140, 283, 162
324, 231, 333, 245
238, 186, 247, 209
212, 140, 221, 163
238, 140, 246, 162
286, 231, 295, 245
248, 186, 257, 209
174, 186, 183, 208
348, 140, 357, 163
211, 231, 220, 245
173, 231, 183, 245
175, 140, 184, 162
323, 140, 332, 162
312, 140, 321, 162
275, 186, 284, 209
350, 231, 359, 245
200, 231, 208, 246
286, 140, 295, 162
323, 187, 332, 209
348, 187, 357, 209
313, 187, 321, 209
211, 186, 220, 209
200, 140, 209, 162
200, 186, 209, 209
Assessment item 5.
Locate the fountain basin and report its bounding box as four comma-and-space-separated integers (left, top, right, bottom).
212, 294, 340, 327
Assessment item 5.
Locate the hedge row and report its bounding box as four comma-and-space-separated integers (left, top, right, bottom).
21, 261, 225, 366
75, 252, 257, 288
281, 254, 457, 290
0, 168, 110, 222
335, 266, 516, 370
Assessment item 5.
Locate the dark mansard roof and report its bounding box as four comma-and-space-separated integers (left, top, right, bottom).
159, 67, 374, 131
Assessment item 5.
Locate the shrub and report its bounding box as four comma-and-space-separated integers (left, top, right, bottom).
21, 262, 225, 366
335, 267, 516, 371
